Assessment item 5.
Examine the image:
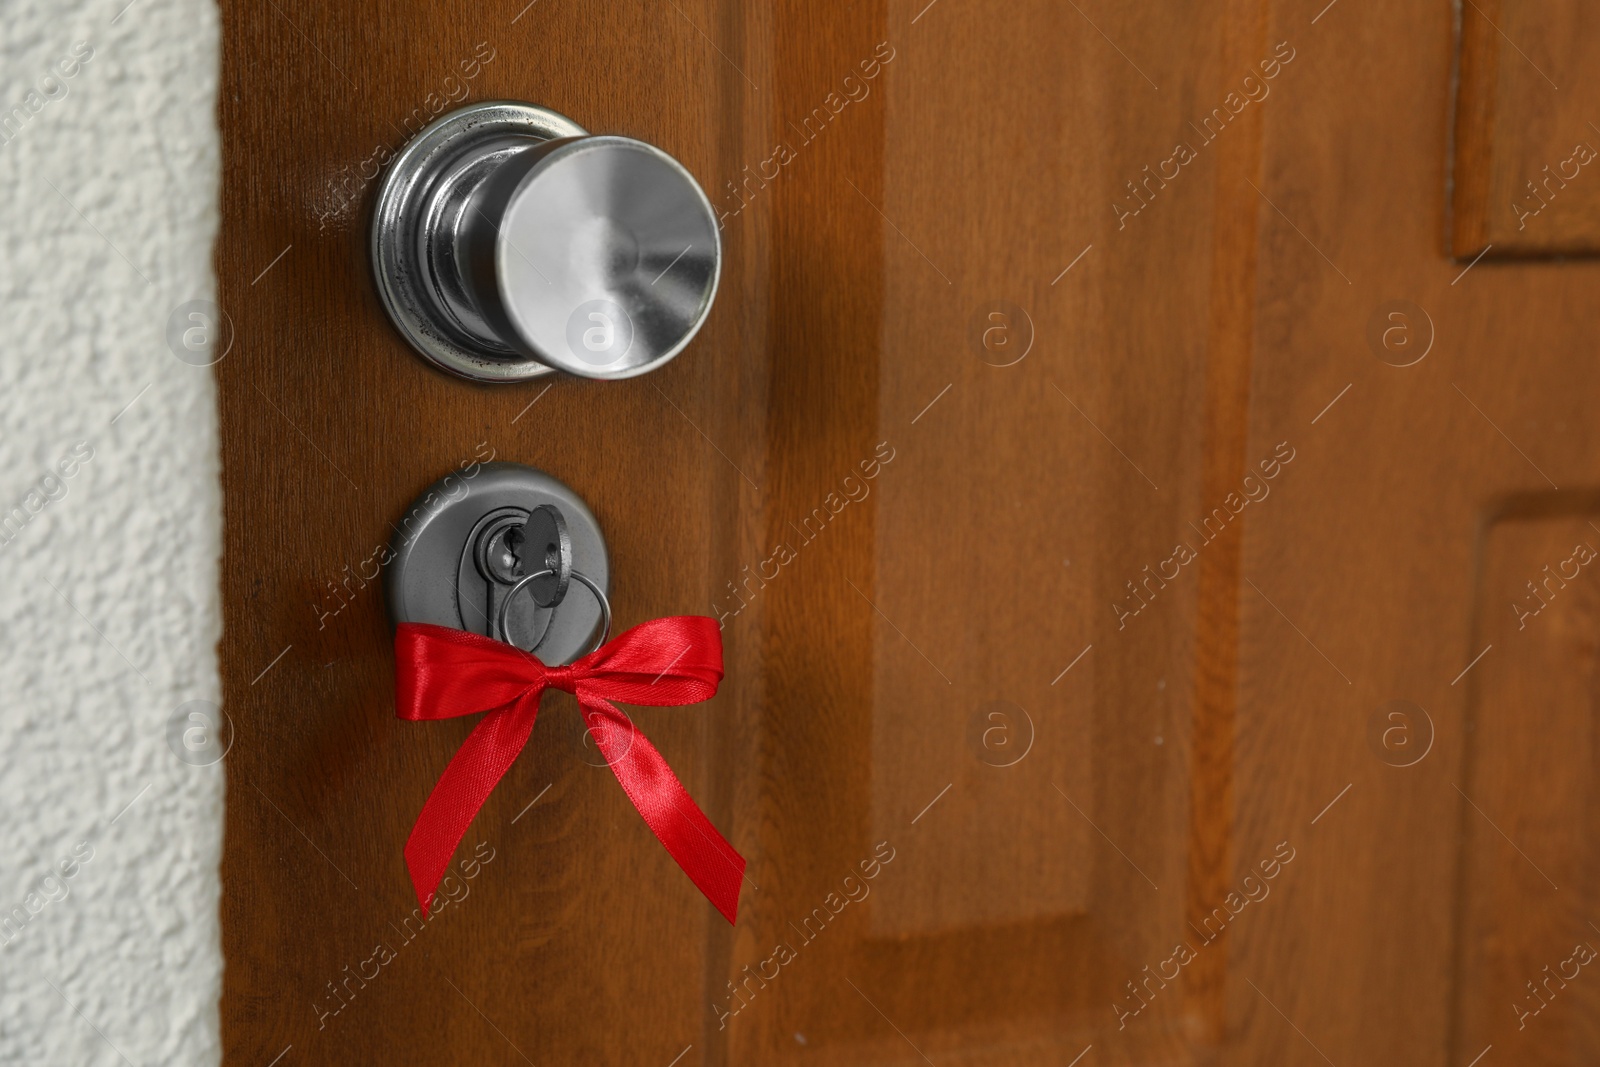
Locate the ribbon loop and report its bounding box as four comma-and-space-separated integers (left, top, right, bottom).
395, 620, 744, 923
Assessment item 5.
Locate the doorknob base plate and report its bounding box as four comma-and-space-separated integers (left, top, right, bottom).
372, 102, 588, 384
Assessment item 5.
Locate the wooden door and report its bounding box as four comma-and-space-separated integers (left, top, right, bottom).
215, 0, 1600, 1064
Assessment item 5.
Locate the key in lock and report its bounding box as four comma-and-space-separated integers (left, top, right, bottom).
466, 504, 573, 650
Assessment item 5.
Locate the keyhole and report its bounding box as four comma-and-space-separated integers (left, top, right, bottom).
497, 525, 525, 578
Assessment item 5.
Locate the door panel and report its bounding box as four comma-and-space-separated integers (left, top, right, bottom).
1455, 505, 1600, 1062
729, 0, 1240, 1062
1453, 0, 1600, 253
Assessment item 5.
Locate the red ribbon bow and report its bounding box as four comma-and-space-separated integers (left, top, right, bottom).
395, 617, 744, 923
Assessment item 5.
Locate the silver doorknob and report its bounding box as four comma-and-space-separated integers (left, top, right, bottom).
371, 102, 721, 383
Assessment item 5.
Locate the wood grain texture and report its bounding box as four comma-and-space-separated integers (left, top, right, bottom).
1183, 0, 1270, 1044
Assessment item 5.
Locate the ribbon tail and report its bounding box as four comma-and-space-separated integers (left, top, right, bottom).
404, 692, 541, 917
580, 695, 745, 924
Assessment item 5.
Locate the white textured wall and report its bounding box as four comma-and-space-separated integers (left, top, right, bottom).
0, 0, 223, 1062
